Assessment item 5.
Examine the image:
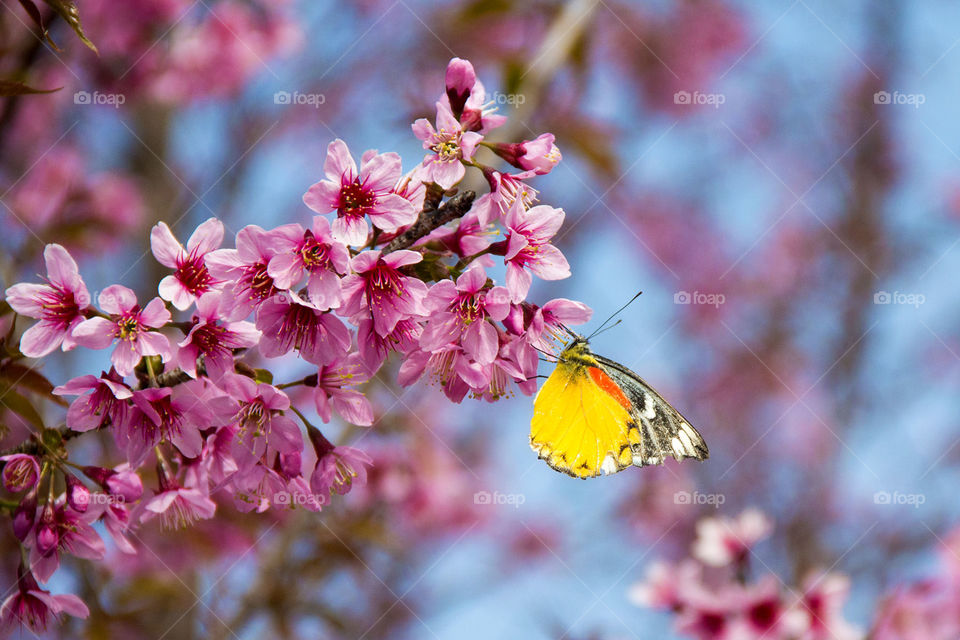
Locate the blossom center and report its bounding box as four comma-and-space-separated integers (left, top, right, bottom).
431, 134, 461, 162
454, 293, 484, 324
39, 285, 80, 327
338, 181, 376, 218
300, 233, 331, 269
191, 322, 228, 355
368, 264, 404, 297
244, 262, 276, 301
116, 313, 142, 341
175, 254, 214, 295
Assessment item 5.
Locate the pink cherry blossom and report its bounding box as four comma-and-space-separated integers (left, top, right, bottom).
356, 316, 422, 372
53, 369, 132, 432
28, 500, 105, 584
71, 285, 172, 376
0, 565, 88, 635
490, 133, 562, 175
503, 200, 571, 302
442, 58, 507, 133
119, 382, 215, 465
82, 463, 143, 503
205, 223, 302, 320
692, 507, 773, 567
150, 217, 224, 310
309, 431, 372, 497
392, 165, 427, 214
141, 480, 216, 531
255, 291, 351, 365
735, 575, 807, 639
425, 209, 494, 257
504, 298, 593, 351
339, 249, 428, 336
312, 354, 374, 426
628, 559, 704, 610
266, 216, 350, 310
0, 454, 40, 493
794, 571, 862, 640
420, 265, 510, 365
412, 101, 483, 189
215, 373, 303, 473
473, 168, 539, 224
4, 243, 90, 357
177, 291, 260, 381
444, 57, 477, 120
303, 139, 418, 246
398, 344, 489, 403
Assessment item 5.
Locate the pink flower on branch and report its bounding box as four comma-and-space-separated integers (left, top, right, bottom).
177, 292, 260, 381
420, 265, 510, 365
0, 454, 40, 493
489, 133, 562, 175
214, 373, 303, 473
150, 217, 224, 310
309, 429, 372, 497
443, 57, 506, 133
311, 354, 374, 426
340, 249, 428, 337
0, 564, 88, 635
72, 285, 172, 376
267, 216, 350, 310
412, 102, 483, 189
502, 200, 571, 302
255, 291, 351, 366
141, 479, 217, 531
357, 316, 422, 372
28, 500, 105, 584
303, 139, 418, 246
692, 507, 773, 568
206, 223, 301, 320
53, 369, 132, 432
4, 244, 91, 357
119, 381, 216, 465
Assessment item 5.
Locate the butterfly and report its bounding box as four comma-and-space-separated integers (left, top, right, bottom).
530, 299, 709, 479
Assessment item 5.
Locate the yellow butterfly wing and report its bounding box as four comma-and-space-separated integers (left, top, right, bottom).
530, 360, 639, 479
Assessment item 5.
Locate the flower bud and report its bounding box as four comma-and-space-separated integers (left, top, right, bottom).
445, 57, 476, 120
65, 474, 91, 513
0, 454, 40, 492
490, 134, 561, 175
12, 489, 37, 541
35, 503, 58, 555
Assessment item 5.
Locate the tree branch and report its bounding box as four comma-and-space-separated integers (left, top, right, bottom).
383, 190, 476, 254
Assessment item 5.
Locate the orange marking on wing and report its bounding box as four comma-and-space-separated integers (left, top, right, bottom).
588, 367, 631, 411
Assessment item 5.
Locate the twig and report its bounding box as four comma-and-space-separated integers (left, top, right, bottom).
383, 190, 476, 253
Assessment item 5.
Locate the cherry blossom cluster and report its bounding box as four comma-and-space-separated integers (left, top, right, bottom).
629, 509, 861, 640
0, 57, 591, 633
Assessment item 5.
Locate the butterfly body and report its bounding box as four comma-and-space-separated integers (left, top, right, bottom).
530, 337, 708, 479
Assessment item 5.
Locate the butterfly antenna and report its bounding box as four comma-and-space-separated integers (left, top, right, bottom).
588, 318, 622, 340
587, 291, 643, 340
